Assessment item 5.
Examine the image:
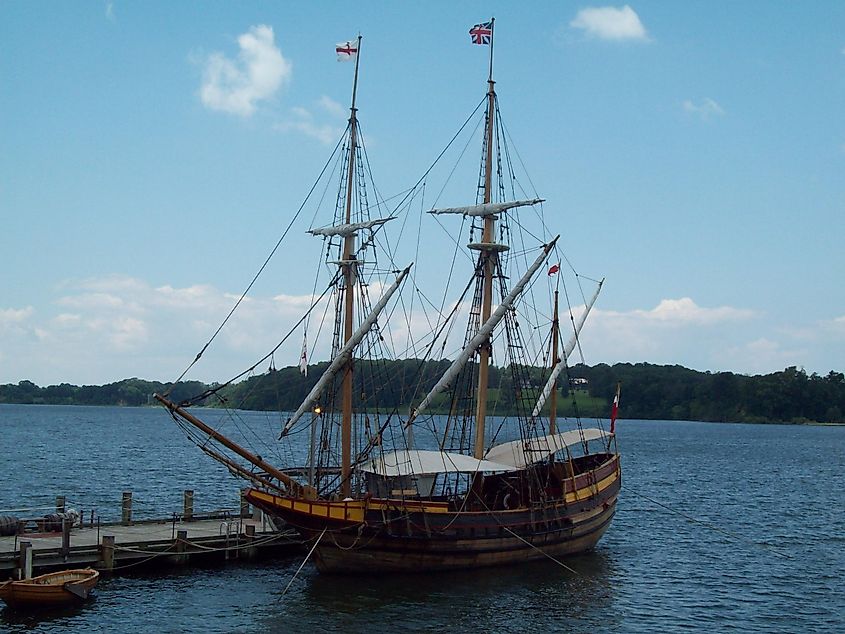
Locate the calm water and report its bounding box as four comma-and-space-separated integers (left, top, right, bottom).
1, 404, 843, 632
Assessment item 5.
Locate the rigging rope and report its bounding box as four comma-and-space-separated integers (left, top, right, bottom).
166, 131, 349, 395
179, 275, 338, 406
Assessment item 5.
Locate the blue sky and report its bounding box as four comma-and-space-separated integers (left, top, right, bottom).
1, 2, 844, 386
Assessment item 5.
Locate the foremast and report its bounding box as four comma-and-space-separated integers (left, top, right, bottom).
339, 35, 363, 497
474, 17, 496, 459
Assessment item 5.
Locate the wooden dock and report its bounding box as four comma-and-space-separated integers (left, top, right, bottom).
0, 494, 304, 580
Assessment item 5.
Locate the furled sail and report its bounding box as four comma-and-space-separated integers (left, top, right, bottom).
280, 264, 412, 436
308, 216, 396, 238
408, 238, 559, 424
427, 198, 544, 217
530, 279, 604, 417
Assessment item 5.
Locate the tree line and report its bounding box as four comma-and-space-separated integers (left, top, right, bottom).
1, 363, 843, 424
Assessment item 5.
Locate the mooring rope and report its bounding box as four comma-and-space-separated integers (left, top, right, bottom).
498, 523, 582, 576
472, 494, 583, 576
626, 488, 793, 560
279, 526, 327, 600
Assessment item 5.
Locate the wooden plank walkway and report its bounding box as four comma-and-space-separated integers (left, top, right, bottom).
0, 515, 303, 579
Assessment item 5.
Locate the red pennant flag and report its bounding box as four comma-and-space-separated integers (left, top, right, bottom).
547, 264, 560, 276
610, 383, 621, 434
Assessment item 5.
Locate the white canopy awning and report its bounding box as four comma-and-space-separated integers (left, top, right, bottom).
484, 428, 613, 470
361, 449, 515, 477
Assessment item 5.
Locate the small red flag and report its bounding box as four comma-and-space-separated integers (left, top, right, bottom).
547, 264, 560, 275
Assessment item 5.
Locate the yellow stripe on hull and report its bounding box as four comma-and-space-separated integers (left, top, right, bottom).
248, 460, 620, 522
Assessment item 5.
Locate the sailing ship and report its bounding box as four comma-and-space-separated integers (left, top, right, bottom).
156, 22, 620, 573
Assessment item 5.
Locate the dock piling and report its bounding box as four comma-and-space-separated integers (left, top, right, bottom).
61, 518, 71, 559
176, 529, 188, 565
183, 490, 194, 521
121, 491, 133, 525
245, 524, 257, 560
18, 541, 32, 580
240, 489, 250, 518
101, 535, 115, 571
56, 495, 66, 514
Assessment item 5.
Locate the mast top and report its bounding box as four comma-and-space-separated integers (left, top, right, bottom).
487, 17, 495, 85
349, 34, 363, 116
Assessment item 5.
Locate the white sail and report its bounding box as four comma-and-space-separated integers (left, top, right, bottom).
408, 238, 558, 423
281, 264, 412, 436
308, 216, 396, 238
530, 280, 603, 417
427, 199, 544, 217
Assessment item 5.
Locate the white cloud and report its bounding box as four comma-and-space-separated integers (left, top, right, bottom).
565, 297, 764, 371
805, 315, 845, 341
275, 113, 339, 145
57, 292, 125, 310
109, 316, 148, 350
318, 95, 347, 119
0, 275, 332, 385
683, 98, 725, 120
601, 297, 755, 327
570, 5, 649, 41
641, 297, 754, 324
200, 25, 291, 117
105, 1, 115, 21
274, 96, 347, 145
0, 306, 34, 326
5, 277, 842, 386
714, 338, 804, 375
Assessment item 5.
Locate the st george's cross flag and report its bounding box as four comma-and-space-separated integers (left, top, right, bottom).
336, 39, 358, 61
469, 21, 493, 45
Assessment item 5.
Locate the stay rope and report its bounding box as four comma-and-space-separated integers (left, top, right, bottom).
166, 131, 348, 395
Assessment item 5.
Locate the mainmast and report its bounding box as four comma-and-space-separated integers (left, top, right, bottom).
474, 17, 496, 459
340, 35, 362, 497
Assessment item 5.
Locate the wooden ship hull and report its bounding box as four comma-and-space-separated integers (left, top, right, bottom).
0, 568, 99, 609
247, 453, 620, 573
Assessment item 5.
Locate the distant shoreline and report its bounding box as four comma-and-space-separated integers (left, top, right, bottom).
1, 401, 842, 428
2, 362, 844, 426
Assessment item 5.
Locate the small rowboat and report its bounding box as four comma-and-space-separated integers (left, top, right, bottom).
0, 568, 99, 609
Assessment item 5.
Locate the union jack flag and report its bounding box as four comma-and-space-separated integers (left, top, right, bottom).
469, 21, 493, 45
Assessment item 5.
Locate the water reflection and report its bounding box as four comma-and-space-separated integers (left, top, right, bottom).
260, 549, 618, 632
1, 600, 95, 629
